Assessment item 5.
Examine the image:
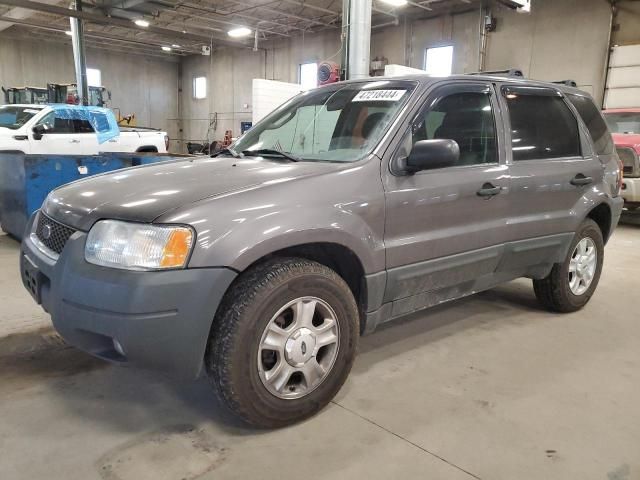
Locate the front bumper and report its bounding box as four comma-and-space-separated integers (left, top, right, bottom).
20, 213, 237, 379
621, 177, 640, 204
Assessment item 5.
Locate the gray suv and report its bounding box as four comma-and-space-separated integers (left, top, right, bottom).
20, 75, 623, 427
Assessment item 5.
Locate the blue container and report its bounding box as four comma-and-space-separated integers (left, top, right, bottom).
0, 153, 178, 239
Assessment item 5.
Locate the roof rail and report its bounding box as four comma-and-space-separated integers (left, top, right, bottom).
551, 80, 578, 87
467, 69, 524, 78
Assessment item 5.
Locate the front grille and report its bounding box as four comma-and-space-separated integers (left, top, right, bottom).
617, 147, 639, 178
35, 213, 76, 255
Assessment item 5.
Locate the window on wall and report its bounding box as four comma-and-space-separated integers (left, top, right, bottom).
424, 46, 454, 76
299, 62, 318, 90
87, 68, 101, 87
193, 76, 207, 99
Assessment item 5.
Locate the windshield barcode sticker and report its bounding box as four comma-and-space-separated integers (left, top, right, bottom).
352, 90, 406, 102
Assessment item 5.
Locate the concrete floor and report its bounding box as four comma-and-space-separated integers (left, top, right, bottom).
1, 223, 639, 480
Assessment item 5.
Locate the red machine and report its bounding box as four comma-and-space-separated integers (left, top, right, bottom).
317, 61, 340, 86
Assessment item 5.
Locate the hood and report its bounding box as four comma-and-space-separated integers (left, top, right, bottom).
43, 156, 337, 231
612, 133, 640, 151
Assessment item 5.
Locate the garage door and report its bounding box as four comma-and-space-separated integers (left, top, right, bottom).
605, 44, 640, 108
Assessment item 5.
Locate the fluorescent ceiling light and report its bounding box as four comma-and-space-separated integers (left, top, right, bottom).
379, 0, 407, 6
228, 27, 252, 37
162, 46, 172, 52
65, 30, 72, 36
134, 19, 150, 27
171, 44, 181, 48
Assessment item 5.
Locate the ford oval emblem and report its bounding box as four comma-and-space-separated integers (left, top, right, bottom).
42, 224, 52, 240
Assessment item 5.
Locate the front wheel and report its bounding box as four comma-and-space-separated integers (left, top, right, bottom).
533, 219, 604, 313
206, 258, 359, 428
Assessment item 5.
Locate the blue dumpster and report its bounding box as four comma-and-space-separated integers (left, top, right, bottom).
0, 153, 182, 239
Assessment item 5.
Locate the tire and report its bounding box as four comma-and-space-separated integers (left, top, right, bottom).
533, 219, 604, 313
206, 258, 359, 428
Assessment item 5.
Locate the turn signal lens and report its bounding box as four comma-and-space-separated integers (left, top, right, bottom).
160, 228, 193, 268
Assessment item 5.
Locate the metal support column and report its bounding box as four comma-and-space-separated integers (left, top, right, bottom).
69, 0, 88, 105
342, 0, 372, 80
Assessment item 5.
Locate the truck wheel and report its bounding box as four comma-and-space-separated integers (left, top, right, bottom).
533, 219, 604, 313
206, 258, 359, 428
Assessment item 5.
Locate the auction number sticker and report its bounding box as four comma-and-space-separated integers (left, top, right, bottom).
352, 89, 407, 102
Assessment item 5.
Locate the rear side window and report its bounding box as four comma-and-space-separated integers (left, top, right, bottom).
503, 88, 581, 161
567, 94, 614, 155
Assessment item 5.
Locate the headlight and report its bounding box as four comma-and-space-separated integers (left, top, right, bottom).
85, 220, 194, 271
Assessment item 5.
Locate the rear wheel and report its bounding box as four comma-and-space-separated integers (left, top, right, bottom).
533, 219, 604, 312
206, 258, 359, 428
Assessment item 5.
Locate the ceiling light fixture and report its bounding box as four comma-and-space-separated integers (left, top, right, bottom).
171, 44, 181, 48
379, 0, 407, 6
228, 27, 252, 38
134, 18, 150, 27
65, 30, 72, 36
162, 46, 172, 52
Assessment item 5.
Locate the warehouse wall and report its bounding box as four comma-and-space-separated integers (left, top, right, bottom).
0, 38, 179, 142
178, 30, 342, 149
485, 0, 611, 100
180, 0, 622, 145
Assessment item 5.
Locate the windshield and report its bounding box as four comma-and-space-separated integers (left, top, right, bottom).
232, 80, 416, 162
0, 106, 42, 130
603, 111, 640, 134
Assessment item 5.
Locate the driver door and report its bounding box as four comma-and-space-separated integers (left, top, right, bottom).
29, 111, 82, 155
382, 82, 510, 316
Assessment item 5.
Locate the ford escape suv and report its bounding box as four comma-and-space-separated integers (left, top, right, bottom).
20, 75, 623, 428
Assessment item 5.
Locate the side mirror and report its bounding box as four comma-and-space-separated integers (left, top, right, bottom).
32, 124, 47, 140
404, 139, 460, 173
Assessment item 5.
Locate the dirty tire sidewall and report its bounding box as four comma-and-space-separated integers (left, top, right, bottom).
207, 258, 359, 428
534, 219, 604, 313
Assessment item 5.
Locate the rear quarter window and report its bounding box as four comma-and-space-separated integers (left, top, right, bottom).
567, 94, 614, 156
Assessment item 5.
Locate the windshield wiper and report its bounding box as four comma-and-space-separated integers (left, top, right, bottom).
212, 147, 242, 158
242, 149, 301, 162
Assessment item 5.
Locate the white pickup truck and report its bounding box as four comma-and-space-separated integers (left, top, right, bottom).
0, 104, 168, 154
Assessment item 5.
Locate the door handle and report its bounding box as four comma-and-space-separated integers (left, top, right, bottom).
570, 174, 593, 186
477, 183, 501, 197
69, 139, 81, 144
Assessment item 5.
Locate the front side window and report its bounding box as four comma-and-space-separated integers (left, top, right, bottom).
36, 111, 74, 134
412, 91, 497, 166
232, 81, 416, 162
567, 94, 614, 156
73, 119, 95, 133
504, 88, 581, 161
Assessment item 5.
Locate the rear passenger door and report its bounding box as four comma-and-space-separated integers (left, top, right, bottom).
499, 85, 603, 242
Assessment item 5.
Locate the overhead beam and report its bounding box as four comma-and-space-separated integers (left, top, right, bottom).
150, 2, 291, 37
0, 16, 202, 53
223, 0, 337, 28
0, 0, 252, 47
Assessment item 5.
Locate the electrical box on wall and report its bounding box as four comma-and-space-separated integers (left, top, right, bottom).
484, 15, 497, 32
202, 45, 211, 56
